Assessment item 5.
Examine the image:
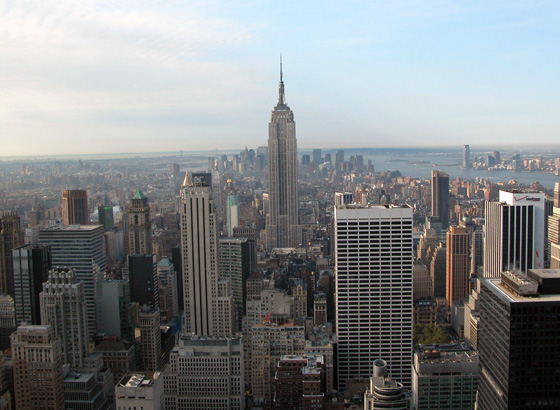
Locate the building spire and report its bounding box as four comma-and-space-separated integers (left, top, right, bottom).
277, 54, 286, 107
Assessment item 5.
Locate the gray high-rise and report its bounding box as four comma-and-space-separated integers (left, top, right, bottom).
266, 61, 301, 249
39, 224, 106, 336
431, 170, 449, 230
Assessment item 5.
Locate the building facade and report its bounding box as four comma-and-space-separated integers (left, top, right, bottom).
40, 267, 89, 368
266, 62, 301, 249
12, 244, 51, 326
11, 325, 64, 410
431, 170, 450, 230
484, 190, 545, 277
412, 348, 478, 410
128, 190, 152, 255
162, 335, 244, 410
0, 211, 24, 296
477, 270, 560, 409
62, 189, 89, 225
446, 226, 470, 309
335, 204, 414, 389
180, 172, 233, 336
39, 224, 106, 336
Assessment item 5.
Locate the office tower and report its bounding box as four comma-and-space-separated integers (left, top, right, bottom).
11, 325, 64, 410
462, 145, 471, 168
0, 211, 24, 296
413, 261, 432, 300
62, 189, 89, 225
95, 279, 135, 343
12, 244, 51, 326
128, 254, 159, 309
95, 340, 136, 385
139, 307, 162, 372
226, 193, 239, 237
446, 226, 470, 309
266, 61, 301, 249
0, 295, 15, 351
412, 347, 478, 410
312, 148, 322, 165
116, 372, 163, 410
430, 243, 447, 298
128, 190, 152, 255
98, 205, 114, 231
484, 190, 545, 278
335, 204, 413, 390
40, 267, 89, 367
162, 335, 245, 410
219, 237, 252, 322
313, 293, 327, 326
180, 172, 234, 336
301, 154, 310, 165
470, 229, 484, 276
171, 162, 181, 178
477, 270, 560, 409
493, 151, 501, 164
157, 257, 178, 321
548, 183, 560, 266
273, 354, 326, 410
39, 224, 105, 337
171, 246, 184, 310
250, 319, 305, 406
335, 149, 344, 169
63, 369, 110, 410
431, 170, 450, 230
363, 359, 410, 410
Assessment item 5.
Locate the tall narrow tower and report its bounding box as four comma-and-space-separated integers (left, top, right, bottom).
40, 267, 89, 368
431, 170, 450, 230
266, 59, 300, 249
128, 190, 152, 255
446, 226, 470, 309
180, 172, 234, 336
335, 203, 414, 390
0, 211, 24, 296
62, 189, 89, 225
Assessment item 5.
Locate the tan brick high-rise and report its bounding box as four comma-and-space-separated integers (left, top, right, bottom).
11, 325, 64, 410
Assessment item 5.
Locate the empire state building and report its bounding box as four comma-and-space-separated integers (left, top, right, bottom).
266, 61, 301, 249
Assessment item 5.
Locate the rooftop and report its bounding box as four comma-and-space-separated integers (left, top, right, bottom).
118, 372, 159, 388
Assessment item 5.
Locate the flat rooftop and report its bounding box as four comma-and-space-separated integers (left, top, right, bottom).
487, 278, 560, 303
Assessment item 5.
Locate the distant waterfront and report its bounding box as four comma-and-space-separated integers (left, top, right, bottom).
2, 147, 559, 189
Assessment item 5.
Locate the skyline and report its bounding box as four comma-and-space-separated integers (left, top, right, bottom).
2, 1, 560, 156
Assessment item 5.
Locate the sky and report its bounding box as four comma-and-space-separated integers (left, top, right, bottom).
1, 0, 560, 157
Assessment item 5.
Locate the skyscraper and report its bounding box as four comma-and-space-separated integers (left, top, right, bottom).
462, 145, 471, 168
484, 190, 545, 277
62, 189, 89, 225
431, 170, 450, 230
180, 172, 234, 336
12, 244, 52, 326
128, 254, 159, 309
219, 237, 252, 325
0, 211, 24, 296
138, 306, 162, 372
446, 226, 470, 309
40, 267, 89, 368
335, 203, 413, 389
39, 224, 106, 336
128, 190, 152, 255
312, 148, 322, 165
162, 334, 245, 410
11, 325, 64, 410
226, 193, 239, 237
266, 60, 301, 249
477, 270, 560, 409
